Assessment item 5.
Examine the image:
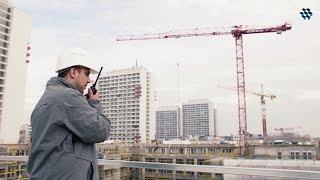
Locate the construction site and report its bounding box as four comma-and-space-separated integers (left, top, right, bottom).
116, 23, 294, 149
102, 22, 319, 179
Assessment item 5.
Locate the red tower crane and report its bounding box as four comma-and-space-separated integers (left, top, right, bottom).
217, 83, 276, 138
117, 23, 292, 154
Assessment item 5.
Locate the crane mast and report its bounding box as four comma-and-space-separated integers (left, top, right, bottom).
253, 84, 276, 138
117, 23, 292, 155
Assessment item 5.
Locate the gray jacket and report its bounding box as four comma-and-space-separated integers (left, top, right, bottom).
27, 77, 111, 180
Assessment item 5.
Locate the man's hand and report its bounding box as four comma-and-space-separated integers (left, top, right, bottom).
87, 87, 100, 101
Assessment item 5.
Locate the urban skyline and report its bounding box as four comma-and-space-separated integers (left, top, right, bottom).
10, 0, 320, 140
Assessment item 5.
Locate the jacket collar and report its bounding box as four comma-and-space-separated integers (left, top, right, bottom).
46, 77, 78, 91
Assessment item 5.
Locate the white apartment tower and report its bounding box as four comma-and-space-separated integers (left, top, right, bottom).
98, 67, 156, 143
0, 0, 32, 143
182, 99, 217, 138
155, 106, 179, 140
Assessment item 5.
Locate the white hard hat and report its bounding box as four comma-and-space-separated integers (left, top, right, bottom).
55, 48, 98, 74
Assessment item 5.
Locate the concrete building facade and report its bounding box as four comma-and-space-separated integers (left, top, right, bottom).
253, 144, 317, 160
155, 106, 179, 140
2, 143, 320, 179
98, 66, 156, 143
182, 99, 216, 138
0, 0, 32, 143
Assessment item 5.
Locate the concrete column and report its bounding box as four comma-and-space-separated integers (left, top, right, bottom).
173, 158, 176, 180
183, 158, 187, 175
142, 157, 145, 173
194, 158, 198, 179
155, 158, 159, 173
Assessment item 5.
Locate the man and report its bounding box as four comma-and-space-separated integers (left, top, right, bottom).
27, 48, 111, 180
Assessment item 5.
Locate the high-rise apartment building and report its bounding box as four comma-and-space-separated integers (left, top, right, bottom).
0, 0, 32, 143
98, 67, 155, 143
18, 123, 31, 144
155, 106, 179, 140
182, 99, 216, 138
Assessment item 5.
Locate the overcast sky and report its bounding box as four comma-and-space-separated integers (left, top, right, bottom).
14, 0, 320, 137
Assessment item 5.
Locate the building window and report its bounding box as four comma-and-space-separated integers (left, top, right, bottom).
187, 171, 194, 175
159, 169, 172, 174
176, 171, 184, 174
295, 152, 300, 160
159, 158, 172, 164
145, 169, 156, 173
277, 152, 282, 159
145, 158, 155, 162
161, 148, 165, 154
179, 148, 184, 154
0, 64, 5, 69
197, 159, 205, 165
291, 152, 295, 160
303, 152, 308, 160
308, 152, 313, 160
210, 148, 216, 154
1, 56, 6, 62
186, 159, 194, 164
176, 159, 183, 164
190, 148, 196, 154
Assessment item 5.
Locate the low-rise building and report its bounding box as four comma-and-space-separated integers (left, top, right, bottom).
253, 144, 317, 160
0, 144, 28, 179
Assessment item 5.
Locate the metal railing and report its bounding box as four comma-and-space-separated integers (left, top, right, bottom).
1, 156, 320, 179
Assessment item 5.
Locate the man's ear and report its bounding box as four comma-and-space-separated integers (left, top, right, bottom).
69, 68, 78, 79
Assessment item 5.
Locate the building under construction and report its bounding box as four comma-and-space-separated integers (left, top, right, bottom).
1, 141, 320, 179
97, 142, 237, 180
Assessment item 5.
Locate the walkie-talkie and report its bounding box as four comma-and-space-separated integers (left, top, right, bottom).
90, 67, 103, 95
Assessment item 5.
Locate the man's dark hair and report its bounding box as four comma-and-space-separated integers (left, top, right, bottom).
57, 66, 83, 78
